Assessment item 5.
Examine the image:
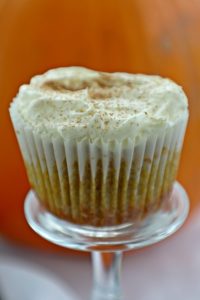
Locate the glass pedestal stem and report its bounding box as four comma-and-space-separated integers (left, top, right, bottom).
91, 251, 123, 300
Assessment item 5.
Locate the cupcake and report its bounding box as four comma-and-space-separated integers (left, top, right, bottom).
9, 67, 188, 226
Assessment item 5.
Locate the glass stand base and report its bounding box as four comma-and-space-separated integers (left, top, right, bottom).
24, 181, 189, 252
24, 181, 189, 300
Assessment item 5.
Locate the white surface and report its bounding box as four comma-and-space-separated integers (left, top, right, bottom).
1, 207, 200, 300
0, 257, 78, 300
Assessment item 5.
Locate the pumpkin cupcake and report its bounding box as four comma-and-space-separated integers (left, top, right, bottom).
9, 67, 188, 226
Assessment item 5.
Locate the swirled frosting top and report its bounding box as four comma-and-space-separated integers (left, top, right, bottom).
10, 67, 188, 143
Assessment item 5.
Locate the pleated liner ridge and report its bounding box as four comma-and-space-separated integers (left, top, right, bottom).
11, 115, 188, 226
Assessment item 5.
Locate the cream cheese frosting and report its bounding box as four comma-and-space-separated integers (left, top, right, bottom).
10, 67, 188, 144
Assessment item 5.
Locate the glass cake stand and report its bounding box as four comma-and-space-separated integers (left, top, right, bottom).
24, 181, 189, 300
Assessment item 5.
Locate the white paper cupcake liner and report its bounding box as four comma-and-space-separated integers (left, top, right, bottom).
10, 108, 188, 226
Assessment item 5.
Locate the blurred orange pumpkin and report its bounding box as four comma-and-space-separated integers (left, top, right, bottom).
0, 0, 200, 251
